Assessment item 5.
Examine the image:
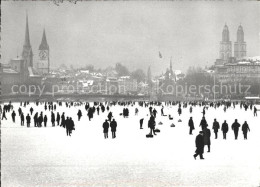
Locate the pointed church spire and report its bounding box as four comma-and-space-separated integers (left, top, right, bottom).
24, 12, 31, 47
39, 28, 49, 50
22, 12, 33, 67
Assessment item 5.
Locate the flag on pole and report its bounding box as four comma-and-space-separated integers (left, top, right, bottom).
159, 51, 162, 58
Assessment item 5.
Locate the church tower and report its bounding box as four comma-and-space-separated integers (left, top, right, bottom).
234, 25, 246, 59
37, 29, 50, 74
219, 24, 232, 63
22, 13, 33, 68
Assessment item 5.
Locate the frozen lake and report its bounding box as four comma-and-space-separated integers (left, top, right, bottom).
1, 102, 260, 187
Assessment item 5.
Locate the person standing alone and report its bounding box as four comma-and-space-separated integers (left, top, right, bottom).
188, 117, 195, 135
212, 119, 220, 139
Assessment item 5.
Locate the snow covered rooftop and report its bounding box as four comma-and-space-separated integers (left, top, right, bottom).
3, 68, 18, 74
238, 61, 251, 64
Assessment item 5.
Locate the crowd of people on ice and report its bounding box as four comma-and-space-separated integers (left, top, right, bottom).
1, 100, 258, 152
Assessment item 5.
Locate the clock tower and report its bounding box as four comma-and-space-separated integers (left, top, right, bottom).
37, 29, 49, 75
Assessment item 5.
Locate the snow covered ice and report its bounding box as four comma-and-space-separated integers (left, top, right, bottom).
1, 102, 260, 187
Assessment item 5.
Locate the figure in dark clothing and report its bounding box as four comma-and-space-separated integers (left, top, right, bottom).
125, 108, 129, 117
148, 116, 156, 135
242, 121, 250, 140
51, 112, 55, 127
254, 107, 257, 117
203, 127, 211, 152
18, 107, 22, 116
110, 119, 117, 138
11, 111, 16, 123
97, 106, 100, 115
44, 115, 47, 127
56, 112, 60, 126
103, 120, 109, 139
101, 105, 105, 113
149, 106, 153, 115
68, 117, 75, 136
161, 107, 164, 116
231, 119, 241, 140
30, 107, 33, 115
202, 107, 206, 116
20, 113, 24, 126
193, 131, 205, 160
108, 112, 113, 122
34, 112, 38, 127
65, 117, 70, 136
221, 120, 229, 139
77, 109, 82, 121
2, 110, 7, 120
38, 113, 43, 127
140, 118, 144, 129
26, 114, 31, 127
152, 108, 157, 118
188, 117, 195, 135
135, 108, 139, 115
199, 117, 207, 130
178, 107, 182, 116
87, 108, 93, 121
60, 112, 65, 127
189, 106, 193, 113
212, 119, 220, 139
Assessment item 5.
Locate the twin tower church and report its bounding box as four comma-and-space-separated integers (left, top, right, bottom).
22, 14, 50, 76
218, 24, 247, 64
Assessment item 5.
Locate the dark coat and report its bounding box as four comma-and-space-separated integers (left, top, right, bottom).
148, 119, 155, 129
103, 121, 109, 133
44, 116, 47, 123
212, 121, 220, 132
110, 121, 117, 132
221, 122, 229, 133
200, 119, 207, 129
188, 119, 194, 130
231, 122, 240, 131
242, 123, 250, 133
26, 115, 31, 123
195, 134, 204, 154
203, 128, 211, 145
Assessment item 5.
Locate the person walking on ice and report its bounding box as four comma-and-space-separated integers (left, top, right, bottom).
212, 118, 220, 139
26, 114, 31, 128
254, 106, 257, 117
221, 120, 229, 139
231, 119, 241, 140
242, 121, 250, 140
193, 131, 205, 160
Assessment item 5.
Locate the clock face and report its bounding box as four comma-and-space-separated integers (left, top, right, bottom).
39, 50, 48, 60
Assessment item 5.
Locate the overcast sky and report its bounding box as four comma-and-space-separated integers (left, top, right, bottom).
2, 1, 260, 75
